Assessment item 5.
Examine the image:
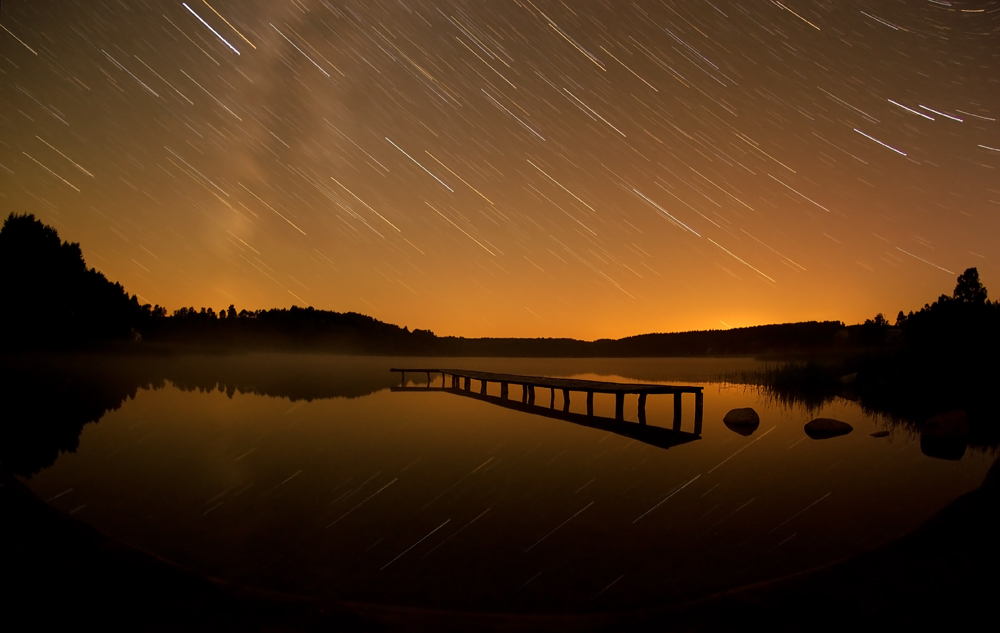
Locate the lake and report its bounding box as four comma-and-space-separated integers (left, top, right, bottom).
19, 354, 992, 614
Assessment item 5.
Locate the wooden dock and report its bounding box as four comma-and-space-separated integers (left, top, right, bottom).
390, 368, 703, 436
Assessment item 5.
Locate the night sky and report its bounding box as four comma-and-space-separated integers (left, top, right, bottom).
0, 1, 997, 339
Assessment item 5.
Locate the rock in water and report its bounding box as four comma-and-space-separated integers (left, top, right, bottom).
921, 410, 969, 439
724, 408, 760, 436
870, 431, 890, 438
920, 410, 969, 461
805, 418, 853, 439
921, 435, 967, 461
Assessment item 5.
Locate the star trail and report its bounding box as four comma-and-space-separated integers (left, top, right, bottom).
0, 1, 997, 338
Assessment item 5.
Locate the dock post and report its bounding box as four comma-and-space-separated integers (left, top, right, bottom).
480, 380, 487, 395
399, 371, 405, 387
586, 391, 593, 416
528, 385, 535, 405
550, 388, 555, 409
426, 371, 431, 386
638, 393, 647, 425
522, 384, 529, 404
563, 389, 571, 412
615, 393, 625, 421
695, 391, 704, 435
500, 382, 509, 400
441, 372, 446, 388
673, 393, 683, 430
452, 375, 460, 389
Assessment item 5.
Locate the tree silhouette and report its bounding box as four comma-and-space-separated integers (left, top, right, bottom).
953, 267, 987, 305
0, 213, 147, 348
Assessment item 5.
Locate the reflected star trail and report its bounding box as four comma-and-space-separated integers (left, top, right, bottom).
0, 1, 997, 338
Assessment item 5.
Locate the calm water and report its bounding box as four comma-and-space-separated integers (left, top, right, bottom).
23, 355, 992, 613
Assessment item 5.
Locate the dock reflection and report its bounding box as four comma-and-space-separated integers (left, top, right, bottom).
392, 384, 702, 451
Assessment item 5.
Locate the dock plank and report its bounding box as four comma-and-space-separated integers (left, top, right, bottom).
390, 368, 702, 394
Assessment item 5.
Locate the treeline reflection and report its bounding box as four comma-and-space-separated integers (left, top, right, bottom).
0, 354, 402, 476
729, 369, 999, 461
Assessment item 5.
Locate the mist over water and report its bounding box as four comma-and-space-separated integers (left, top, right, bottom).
20, 354, 990, 612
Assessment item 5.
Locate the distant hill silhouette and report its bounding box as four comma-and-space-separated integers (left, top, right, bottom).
426, 320, 849, 357
142, 304, 437, 354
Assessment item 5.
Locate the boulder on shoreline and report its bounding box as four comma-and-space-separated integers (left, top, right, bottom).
805, 418, 853, 439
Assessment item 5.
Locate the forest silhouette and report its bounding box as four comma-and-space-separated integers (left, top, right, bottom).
0, 213, 147, 348
6, 212, 996, 358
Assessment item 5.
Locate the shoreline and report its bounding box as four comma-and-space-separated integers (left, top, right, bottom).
4, 455, 997, 631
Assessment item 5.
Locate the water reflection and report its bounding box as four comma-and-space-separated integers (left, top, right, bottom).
0, 355, 746, 477
4, 353, 995, 615
392, 383, 700, 451
0, 353, 401, 475
731, 362, 1000, 460
3, 353, 992, 478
